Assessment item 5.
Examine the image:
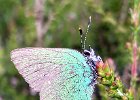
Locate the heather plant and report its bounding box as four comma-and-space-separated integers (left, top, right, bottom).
94, 0, 140, 100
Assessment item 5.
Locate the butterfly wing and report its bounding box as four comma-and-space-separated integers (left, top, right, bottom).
11, 48, 94, 100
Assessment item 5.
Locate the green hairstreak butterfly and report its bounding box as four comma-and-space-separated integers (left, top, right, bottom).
10, 16, 102, 100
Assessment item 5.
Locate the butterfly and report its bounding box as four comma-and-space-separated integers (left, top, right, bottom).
10, 16, 102, 100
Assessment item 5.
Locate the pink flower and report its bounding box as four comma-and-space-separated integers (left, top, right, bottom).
131, 41, 137, 77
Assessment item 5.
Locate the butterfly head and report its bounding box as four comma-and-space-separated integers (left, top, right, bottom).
83, 47, 102, 63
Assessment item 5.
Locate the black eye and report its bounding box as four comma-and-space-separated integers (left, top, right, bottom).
84, 51, 90, 56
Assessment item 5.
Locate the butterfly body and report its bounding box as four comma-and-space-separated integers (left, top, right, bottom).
11, 47, 101, 100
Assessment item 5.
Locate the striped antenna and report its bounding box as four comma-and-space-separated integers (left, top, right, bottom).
79, 16, 92, 50
83, 16, 91, 50
79, 27, 84, 50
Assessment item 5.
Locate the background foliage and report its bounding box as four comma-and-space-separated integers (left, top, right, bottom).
0, 0, 139, 100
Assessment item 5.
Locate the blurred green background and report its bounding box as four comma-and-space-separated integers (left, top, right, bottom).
0, 0, 137, 100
